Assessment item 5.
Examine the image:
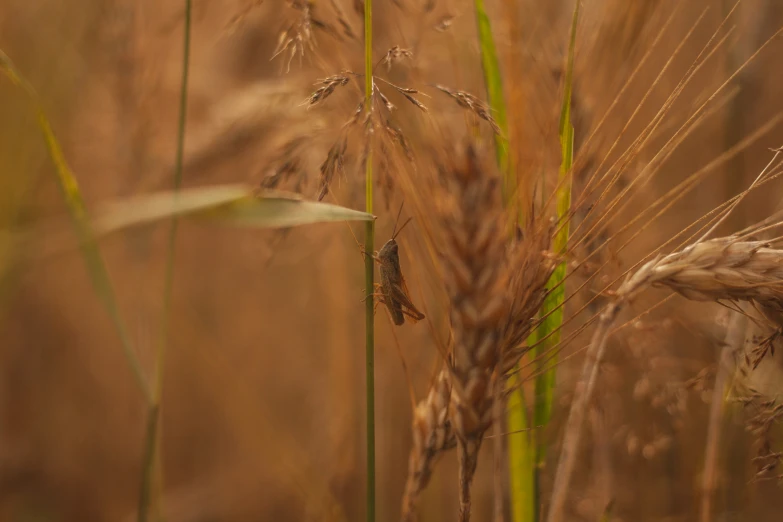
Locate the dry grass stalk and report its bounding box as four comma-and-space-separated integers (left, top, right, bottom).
401, 369, 456, 522
549, 235, 783, 522
436, 143, 508, 522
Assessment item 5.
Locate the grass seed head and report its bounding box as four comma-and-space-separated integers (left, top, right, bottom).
317, 136, 348, 200
402, 368, 455, 522
433, 84, 501, 134
305, 73, 350, 107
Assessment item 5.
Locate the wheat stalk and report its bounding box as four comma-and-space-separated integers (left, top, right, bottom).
548, 234, 783, 522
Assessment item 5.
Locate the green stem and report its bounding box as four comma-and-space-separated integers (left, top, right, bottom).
363, 0, 375, 521
138, 1, 191, 521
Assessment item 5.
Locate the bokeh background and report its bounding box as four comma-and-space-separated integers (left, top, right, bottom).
3, 0, 783, 521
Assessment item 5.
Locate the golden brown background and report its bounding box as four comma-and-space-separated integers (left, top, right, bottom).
2, 0, 783, 521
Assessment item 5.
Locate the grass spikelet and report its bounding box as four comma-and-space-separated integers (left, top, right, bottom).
305, 73, 351, 107
259, 137, 307, 192
433, 84, 501, 135
436, 143, 508, 522
379, 46, 413, 71
329, 0, 357, 40
317, 136, 348, 201
434, 14, 454, 32
272, 1, 314, 72
272, 0, 341, 72
383, 120, 413, 161
375, 77, 428, 112
401, 369, 456, 522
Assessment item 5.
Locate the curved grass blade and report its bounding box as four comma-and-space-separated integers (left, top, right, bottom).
94, 185, 375, 231
0, 48, 152, 403
15, 186, 374, 261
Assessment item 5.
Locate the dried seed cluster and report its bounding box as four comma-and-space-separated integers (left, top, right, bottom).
434, 84, 501, 134
401, 369, 456, 522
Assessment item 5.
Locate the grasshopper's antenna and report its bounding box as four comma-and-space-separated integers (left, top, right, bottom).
392, 217, 413, 240
391, 201, 405, 238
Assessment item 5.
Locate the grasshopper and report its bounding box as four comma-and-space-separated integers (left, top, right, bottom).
362, 203, 426, 326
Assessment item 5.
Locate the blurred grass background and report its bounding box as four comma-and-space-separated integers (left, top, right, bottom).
3, 0, 783, 521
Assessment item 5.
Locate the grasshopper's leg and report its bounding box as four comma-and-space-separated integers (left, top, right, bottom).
357, 244, 383, 265
360, 292, 389, 317
387, 282, 426, 321
400, 306, 424, 323
360, 285, 386, 304
360, 292, 386, 303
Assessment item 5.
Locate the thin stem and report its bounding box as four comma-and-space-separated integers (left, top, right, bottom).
138, 1, 191, 521
363, 0, 375, 520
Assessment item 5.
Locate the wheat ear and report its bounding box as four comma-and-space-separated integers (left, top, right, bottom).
436, 143, 509, 522
548, 235, 783, 522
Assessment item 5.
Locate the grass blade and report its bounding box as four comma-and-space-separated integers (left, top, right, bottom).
12, 186, 375, 262
473, 0, 512, 200
0, 48, 152, 403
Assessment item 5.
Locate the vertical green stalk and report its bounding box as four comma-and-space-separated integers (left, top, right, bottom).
529, 2, 579, 520
138, 2, 191, 521
363, 0, 375, 521
470, 2, 537, 520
